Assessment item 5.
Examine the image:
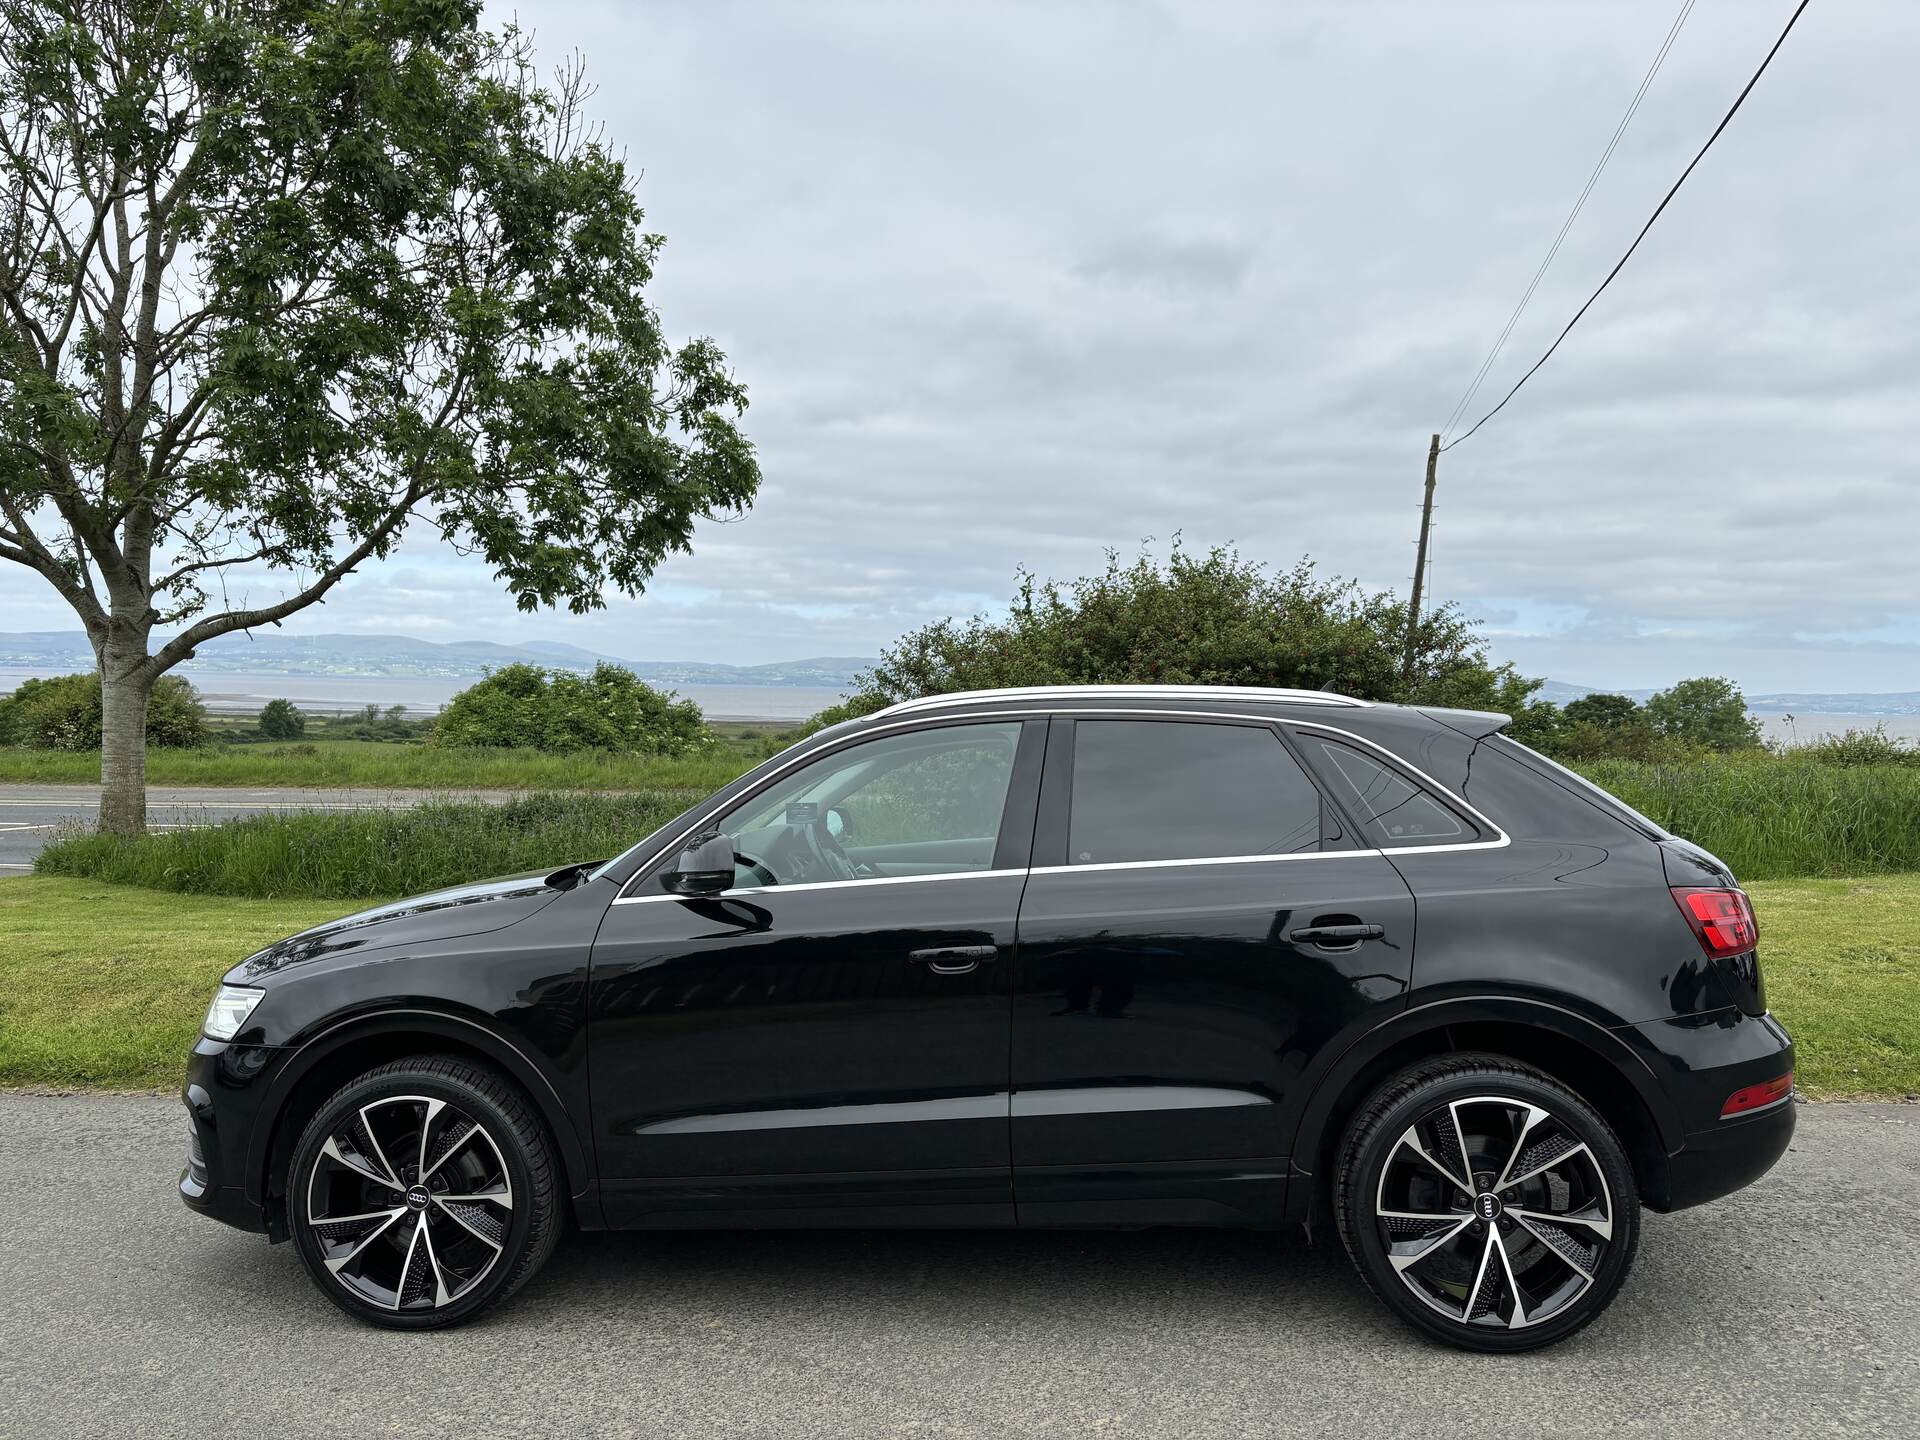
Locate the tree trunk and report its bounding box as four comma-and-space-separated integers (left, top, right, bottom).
98, 648, 154, 838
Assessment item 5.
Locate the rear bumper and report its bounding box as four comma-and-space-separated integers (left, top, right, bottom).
1623, 1008, 1797, 1212
1660, 1094, 1796, 1211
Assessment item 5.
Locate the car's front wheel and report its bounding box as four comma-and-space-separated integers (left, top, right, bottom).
287, 1054, 560, 1329
1335, 1054, 1641, 1352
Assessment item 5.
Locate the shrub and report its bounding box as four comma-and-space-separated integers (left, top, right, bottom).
259, 698, 307, 739
1785, 724, 1920, 767
0, 672, 207, 749
434, 663, 711, 754
807, 543, 1539, 728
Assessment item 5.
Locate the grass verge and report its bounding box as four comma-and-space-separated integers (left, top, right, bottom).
0, 878, 344, 1089
2, 873, 1913, 1097
33, 791, 698, 899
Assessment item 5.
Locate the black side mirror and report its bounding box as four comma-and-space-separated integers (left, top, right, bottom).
664, 831, 735, 896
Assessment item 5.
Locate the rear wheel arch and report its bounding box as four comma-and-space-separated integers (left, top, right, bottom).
1293, 999, 1677, 1213
251, 1011, 591, 1235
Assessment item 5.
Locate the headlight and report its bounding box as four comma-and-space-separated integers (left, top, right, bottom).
202, 985, 264, 1041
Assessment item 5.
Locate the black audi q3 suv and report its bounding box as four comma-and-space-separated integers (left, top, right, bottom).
181, 685, 1795, 1350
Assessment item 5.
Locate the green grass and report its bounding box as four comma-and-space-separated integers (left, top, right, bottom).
1580, 754, 1920, 880
33, 790, 698, 899
0, 877, 345, 1088
0, 738, 754, 792
2, 872, 1912, 1094
1743, 875, 1920, 1100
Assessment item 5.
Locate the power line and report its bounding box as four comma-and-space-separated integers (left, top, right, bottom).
1439, 0, 1696, 444
1442, 0, 1814, 453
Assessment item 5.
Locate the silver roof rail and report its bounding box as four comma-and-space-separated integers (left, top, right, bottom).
875, 684, 1372, 718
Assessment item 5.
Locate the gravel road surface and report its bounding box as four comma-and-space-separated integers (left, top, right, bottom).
0, 1093, 1913, 1438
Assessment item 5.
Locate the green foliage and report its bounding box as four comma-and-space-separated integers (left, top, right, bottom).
1785, 724, 1920, 767
1644, 676, 1764, 752
0, 673, 207, 749
810, 544, 1539, 725
1562, 693, 1641, 730
340, 703, 425, 742
258, 698, 306, 740
34, 791, 698, 899
432, 663, 711, 754
1582, 754, 1920, 880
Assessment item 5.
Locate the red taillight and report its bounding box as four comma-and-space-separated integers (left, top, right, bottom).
1721, 1072, 1793, 1118
1671, 886, 1759, 959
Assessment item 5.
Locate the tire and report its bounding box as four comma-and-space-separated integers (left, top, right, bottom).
287, 1054, 560, 1330
1334, 1053, 1640, 1353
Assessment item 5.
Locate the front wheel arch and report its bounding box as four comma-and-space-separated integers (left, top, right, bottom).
251, 1011, 591, 1234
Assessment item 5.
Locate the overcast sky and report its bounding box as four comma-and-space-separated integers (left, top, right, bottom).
6, 0, 1915, 692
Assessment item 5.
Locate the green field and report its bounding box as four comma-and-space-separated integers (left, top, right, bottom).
2, 872, 1913, 1097
0, 737, 753, 792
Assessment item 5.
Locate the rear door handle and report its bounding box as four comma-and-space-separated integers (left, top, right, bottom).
908, 945, 997, 975
1288, 922, 1385, 948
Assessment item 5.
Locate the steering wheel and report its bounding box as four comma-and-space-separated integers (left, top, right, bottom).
798, 817, 860, 882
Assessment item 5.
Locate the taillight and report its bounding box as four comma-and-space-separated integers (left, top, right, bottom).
1721, 1072, 1792, 1118
1671, 886, 1759, 959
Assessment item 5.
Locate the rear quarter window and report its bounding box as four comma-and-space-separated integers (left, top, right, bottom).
1296, 735, 1483, 849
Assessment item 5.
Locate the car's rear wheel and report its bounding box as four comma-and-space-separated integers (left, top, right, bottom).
1334, 1054, 1640, 1352
288, 1054, 559, 1330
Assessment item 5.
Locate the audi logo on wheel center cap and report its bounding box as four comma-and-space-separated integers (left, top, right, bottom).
1476, 1192, 1502, 1222
404, 1184, 432, 1211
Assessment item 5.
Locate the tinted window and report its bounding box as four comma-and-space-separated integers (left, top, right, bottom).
1302, 737, 1475, 847
1067, 720, 1323, 865
718, 722, 1022, 885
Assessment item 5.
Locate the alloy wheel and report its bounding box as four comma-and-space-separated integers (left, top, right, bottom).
304, 1094, 515, 1312
1373, 1094, 1615, 1332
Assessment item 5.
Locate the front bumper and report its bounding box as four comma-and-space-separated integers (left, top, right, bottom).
179, 1036, 283, 1235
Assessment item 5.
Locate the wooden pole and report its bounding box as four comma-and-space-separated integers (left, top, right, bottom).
1401, 432, 1441, 687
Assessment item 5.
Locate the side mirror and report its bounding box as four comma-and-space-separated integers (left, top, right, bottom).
664, 831, 735, 896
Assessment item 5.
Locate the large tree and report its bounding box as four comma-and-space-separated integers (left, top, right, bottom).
0, 0, 758, 833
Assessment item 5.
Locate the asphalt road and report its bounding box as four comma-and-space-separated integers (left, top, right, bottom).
0, 784, 505, 871
0, 1095, 1912, 1438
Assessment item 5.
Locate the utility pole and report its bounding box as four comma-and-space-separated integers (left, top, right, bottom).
1401, 432, 1440, 687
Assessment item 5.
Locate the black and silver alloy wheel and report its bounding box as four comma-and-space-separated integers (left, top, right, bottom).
1374, 1095, 1613, 1331
306, 1094, 514, 1312
1337, 1055, 1640, 1353
289, 1056, 559, 1330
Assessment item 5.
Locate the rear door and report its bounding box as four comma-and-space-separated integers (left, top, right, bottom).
1010, 714, 1416, 1225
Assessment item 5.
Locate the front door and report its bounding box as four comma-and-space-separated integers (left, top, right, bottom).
588, 717, 1045, 1227
1010, 715, 1416, 1226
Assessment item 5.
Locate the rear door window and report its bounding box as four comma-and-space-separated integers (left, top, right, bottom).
1299, 736, 1481, 848
1067, 720, 1325, 865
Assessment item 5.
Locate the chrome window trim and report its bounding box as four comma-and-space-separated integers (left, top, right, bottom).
609, 705, 1507, 901
877, 684, 1368, 718
1028, 849, 1385, 877
1286, 720, 1512, 853
611, 867, 1027, 906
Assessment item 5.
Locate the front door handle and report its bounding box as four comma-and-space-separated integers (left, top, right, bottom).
1288, 921, 1385, 949
908, 945, 997, 975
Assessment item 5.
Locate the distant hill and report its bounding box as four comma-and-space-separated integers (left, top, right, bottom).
0, 630, 874, 689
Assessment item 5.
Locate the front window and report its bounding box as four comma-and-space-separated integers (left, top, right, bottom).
709, 721, 1023, 887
